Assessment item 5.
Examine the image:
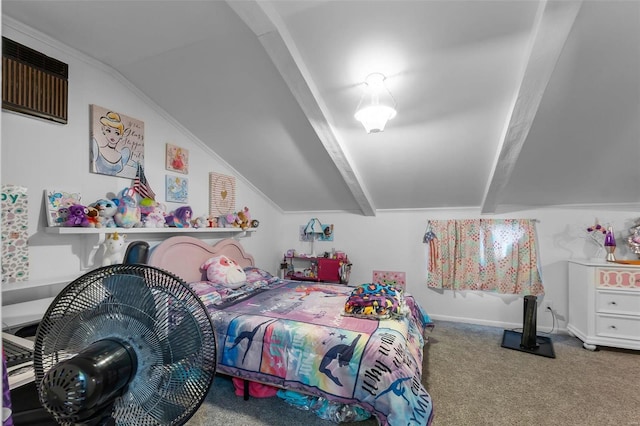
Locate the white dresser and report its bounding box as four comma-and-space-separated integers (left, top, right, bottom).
567, 260, 640, 351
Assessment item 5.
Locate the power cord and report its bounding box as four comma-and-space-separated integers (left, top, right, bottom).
539, 306, 556, 336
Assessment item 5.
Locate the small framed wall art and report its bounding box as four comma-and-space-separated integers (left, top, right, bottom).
209, 172, 236, 217
166, 175, 189, 203
165, 143, 189, 174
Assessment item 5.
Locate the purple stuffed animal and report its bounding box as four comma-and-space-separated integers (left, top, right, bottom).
64, 204, 91, 227
165, 206, 193, 228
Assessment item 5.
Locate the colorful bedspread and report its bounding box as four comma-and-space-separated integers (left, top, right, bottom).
190, 279, 433, 426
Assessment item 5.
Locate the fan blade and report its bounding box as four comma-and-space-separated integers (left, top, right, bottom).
161, 313, 203, 363
102, 274, 157, 327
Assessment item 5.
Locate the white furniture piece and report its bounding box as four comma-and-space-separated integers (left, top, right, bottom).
567, 260, 640, 351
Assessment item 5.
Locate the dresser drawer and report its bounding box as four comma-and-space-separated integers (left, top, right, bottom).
596, 314, 640, 341
597, 268, 640, 289
595, 290, 640, 315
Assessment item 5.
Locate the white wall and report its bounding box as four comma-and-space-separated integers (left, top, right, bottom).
277, 208, 638, 332
3, 20, 638, 334
1, 21, 282, 299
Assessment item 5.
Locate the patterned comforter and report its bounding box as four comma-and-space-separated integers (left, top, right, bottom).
189, 279, 433, 425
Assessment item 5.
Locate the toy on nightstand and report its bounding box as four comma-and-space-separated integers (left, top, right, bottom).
102, 232, 126, 266
165, 206, 193, 228
114, 188, 141, 228
64, 204, 91, 227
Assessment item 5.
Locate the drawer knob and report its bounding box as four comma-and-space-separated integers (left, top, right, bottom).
610, 325, 617, 330
610, 301, 617, 305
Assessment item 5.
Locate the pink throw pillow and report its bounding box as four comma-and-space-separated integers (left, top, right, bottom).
201, 255, 247, 289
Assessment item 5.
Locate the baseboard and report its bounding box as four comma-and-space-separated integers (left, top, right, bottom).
428, 313, 568, 335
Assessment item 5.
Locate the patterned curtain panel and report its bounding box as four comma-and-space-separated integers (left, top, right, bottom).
426, 219, 544, 295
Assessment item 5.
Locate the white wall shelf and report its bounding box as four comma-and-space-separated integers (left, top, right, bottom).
2, 227, 258, 331
44, 226, 257, 269
45, 226, 257, 235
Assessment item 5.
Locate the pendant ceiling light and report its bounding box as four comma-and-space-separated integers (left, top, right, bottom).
354, 73, 397, 133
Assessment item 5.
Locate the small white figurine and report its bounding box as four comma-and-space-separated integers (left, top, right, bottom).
102, 232, 127, 266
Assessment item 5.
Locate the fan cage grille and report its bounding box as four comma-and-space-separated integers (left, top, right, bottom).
34, 264, 217, 426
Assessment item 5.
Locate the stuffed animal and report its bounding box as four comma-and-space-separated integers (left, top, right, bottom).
236, 207, 251, 230
144, 205, 166, 228
138, 197, 157, 216
114, 188, 141, 228
64, 204, 91, 227
86, 206, 101, 228
201, 255, 246, 289
218, 212, 238, 228
102, 232, 126, 266
91, 199, 118, 228
165, 206, 193, 228
191, 215, 207, 228
56, 207, 70, 225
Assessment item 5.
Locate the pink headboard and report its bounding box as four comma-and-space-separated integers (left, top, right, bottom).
148, 236, 255, 283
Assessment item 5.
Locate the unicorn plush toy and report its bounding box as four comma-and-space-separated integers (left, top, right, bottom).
102, 232, 127, 266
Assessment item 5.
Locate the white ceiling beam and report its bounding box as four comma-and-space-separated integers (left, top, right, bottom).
481, 0, 582, 214
227, 0, 376, 216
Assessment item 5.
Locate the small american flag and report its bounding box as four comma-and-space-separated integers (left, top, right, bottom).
133, 163, 155, 200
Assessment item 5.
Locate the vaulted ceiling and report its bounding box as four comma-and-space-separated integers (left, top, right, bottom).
3, 1, 639, 215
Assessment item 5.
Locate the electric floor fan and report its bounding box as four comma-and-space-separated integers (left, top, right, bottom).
32, 264, 217, 425
501, 295, 555, 358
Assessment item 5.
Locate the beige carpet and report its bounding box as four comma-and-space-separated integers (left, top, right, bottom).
187, 320, 640, 425
425, 321, 640, 426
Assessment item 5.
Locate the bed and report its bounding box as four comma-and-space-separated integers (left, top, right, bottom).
148, 236, 433, 425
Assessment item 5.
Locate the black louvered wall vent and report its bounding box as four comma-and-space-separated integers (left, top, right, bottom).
2, 37, 68, 124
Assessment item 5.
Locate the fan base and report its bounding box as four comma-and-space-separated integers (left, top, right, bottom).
501, 329, 555, 358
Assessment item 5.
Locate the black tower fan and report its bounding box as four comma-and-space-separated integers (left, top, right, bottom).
501, 295, 555, 358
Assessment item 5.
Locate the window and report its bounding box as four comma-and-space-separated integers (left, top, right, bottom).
425, 219, 543, 295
